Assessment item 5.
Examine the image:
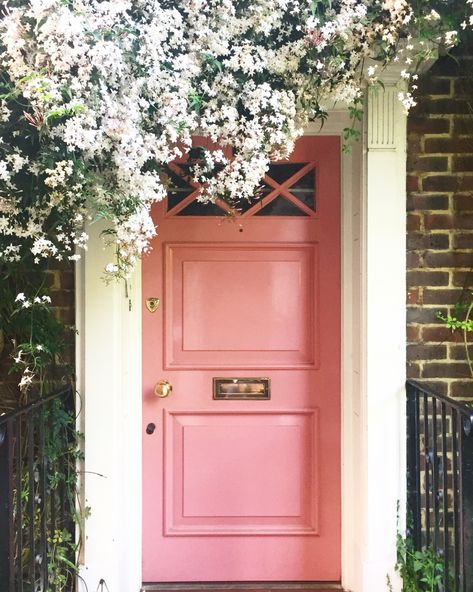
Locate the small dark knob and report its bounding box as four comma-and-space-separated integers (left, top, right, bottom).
146, 423, 156, 435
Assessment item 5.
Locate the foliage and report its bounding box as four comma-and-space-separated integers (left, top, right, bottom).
437, 297, 473, 380
394, 531, 445, 592
0, 0, 471, 282
390, 506, 449, 592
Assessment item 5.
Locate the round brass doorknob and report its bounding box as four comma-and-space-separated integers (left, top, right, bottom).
154, 379, 173, 398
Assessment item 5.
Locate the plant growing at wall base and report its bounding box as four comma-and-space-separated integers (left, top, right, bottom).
393, 531, 445, 592
389, 505, 451, 592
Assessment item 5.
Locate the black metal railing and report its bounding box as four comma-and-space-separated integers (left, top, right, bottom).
407, 379, 473, 592
0, 386, 76, 591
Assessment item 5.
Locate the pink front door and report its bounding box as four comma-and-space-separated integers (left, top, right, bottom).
142, 136, 341, 583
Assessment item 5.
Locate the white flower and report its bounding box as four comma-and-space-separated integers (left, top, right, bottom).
425, 10, 441, 21
19, 369, 34, 390
105, 263, 119, 274
15, 293, 26, 302
0, 0, 450, 279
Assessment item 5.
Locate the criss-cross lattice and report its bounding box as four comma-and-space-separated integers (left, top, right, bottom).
165, 162, 316, 217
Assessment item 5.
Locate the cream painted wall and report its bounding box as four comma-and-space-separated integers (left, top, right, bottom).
76, 225, 142, 592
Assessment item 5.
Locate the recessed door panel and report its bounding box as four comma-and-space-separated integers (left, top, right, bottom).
165, 410, 318, 535
142, 135, 341, 582
165, 244, 317, 368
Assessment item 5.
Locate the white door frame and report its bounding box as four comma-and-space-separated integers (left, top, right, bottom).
76, 85, 407, 592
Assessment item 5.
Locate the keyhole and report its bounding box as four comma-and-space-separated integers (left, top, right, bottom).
146, 423, 156, 435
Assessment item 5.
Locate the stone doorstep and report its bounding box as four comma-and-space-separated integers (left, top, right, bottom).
141, 583, 344, 592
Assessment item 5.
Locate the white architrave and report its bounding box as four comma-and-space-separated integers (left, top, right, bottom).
75, 92, 406, 591
360, 79, 407, 592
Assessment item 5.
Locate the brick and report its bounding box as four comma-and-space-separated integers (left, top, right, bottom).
452, 156, 473, 171
45, 271, 61, 289
407, 233, 450, 250
450, 381, 473, 398
454, 77, 473, 97
406, 251, 421, 268
422, 326, 466, 343
407, 135, 422, 158
421, 99, 472, 116
407, 344, 447, 360
423, 251, 473, 268
407, 307, 447, 324
419, 379, 451, 396
57, 308, 75, 325
458, 176, 473, 191
453, 194, 473, 211
422, 175, 459, 192
425, 214, 473, 230
407, 175, 420, 192
407, 325, 421, 342
424, 137, 473, 153
51, 291, 74, 308
423, 288, 464, 305
407, 193, 449, 211
449, 345, 473, 361
419, 77, 452, 96
58, 271, 75, 290
422, 362, 471, 378
452, 117, 473, 135
452, 270, 473, 288
453, 233, 473, 248
408, 118, 450, 135
407, 271, 449, 287
407, 213, 422, 231
407, 288, 421, 305
406, 362, 421, 379
407, 155, 450, 174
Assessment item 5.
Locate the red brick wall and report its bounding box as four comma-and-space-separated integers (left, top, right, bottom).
407, 54, 473, 399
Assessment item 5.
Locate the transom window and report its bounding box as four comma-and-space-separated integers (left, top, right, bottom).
165, 162, 316, 217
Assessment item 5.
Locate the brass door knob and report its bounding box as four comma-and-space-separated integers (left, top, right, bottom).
154, 379, 173, 398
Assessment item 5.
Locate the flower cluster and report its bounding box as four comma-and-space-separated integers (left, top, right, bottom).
0, 1, 470, 279
11, 293, 55, 392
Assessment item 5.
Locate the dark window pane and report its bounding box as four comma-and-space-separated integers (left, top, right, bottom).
230, 184, 273, 213
167, 188, 195, 210
165, 166, 195, 210
267, 163, 308, 184
289, 169, 316, 210
254, 196, 308, 216
177, 200, 226, 216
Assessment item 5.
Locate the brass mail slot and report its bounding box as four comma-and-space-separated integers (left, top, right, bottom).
213, 378, 270, 400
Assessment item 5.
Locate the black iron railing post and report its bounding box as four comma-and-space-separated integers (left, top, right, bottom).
461, 414, 473, 592
0, 421, 14, 591
406, 381, 422, 549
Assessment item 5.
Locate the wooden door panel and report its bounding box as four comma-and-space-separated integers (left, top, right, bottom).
164, 410, 318, 535
165, 244, 317, 368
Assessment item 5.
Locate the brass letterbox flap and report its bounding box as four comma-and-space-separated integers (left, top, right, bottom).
213, 378, 270, 400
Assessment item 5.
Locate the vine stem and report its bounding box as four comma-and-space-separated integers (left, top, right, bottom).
464, 299, 473, 379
